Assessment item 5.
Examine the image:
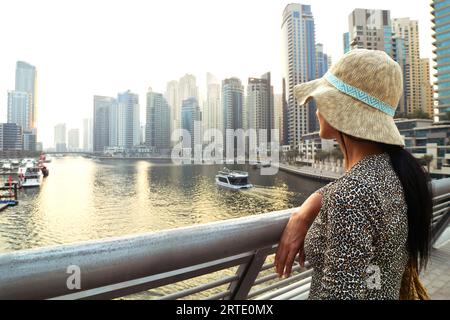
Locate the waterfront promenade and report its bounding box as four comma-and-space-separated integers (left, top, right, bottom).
278, 163, 342, 182
422, 227, 450, 300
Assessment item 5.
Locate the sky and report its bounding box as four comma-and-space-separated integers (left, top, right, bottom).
0, 0, 434, 148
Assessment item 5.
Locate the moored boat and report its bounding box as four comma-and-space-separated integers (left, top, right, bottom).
18, 165, 42, 188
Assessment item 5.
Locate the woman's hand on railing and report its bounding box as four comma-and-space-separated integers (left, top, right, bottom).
274, 192, 323, 278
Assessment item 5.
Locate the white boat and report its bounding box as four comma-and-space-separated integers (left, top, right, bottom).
21, 158, 36, 166
215, 168, 253, 190
18, 165, 42, 188
251, 161, 272, 169
2, 162, 12, 170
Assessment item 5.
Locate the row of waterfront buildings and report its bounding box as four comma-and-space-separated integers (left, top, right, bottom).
89, 2, 449, 161
92, 73, 287, 156
301, 1, 450, 175
3, 2, 450, 170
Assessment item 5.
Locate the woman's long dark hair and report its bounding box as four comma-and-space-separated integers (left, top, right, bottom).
339, 132, 433, 271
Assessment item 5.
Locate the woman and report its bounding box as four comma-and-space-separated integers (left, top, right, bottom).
274, 49, 433, 300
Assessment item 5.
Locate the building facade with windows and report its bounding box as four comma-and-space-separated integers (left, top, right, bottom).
181, 97, 201, 151
93, 96, 114, 153
146, 88, 171, 152
54, 123, 67, 152
432, 0, 450, 119
281, 4, 317, 148
0, 123, 23, 151
68, 129, 80, 151
246, 72, 274, 144
15, 61, 37, 129
117, 90, 140, 148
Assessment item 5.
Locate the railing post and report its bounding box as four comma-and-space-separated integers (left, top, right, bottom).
431, 209, 450, 246
227, 249, 268, 300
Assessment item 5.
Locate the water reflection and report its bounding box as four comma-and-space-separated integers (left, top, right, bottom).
0, 157, 325, 253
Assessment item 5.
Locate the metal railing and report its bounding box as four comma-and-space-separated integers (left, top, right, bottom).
0, 178, 449, 300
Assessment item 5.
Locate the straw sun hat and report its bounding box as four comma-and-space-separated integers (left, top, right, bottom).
294, 49, 405, 147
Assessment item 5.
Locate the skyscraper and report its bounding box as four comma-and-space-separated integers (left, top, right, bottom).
315, 43, 330, 78
348, 9, 392, 52
145, 88, 171, 151
246, 72, 274, 144
281, 4, 317, 148
7, 91, 32, 130
23, 129, 37, 152
54, 123, 67, 152
108, 99, 119, 147
68, 129, 80, 151
203, 73, 222, 142
421, 58, 435, 118
117, 90, 140, 148
347, 9, 425, 117
343, 32, 350, 54
7, 61, 37, 151
392, 18, 422, 115
93, 95, 114, 153
181, 97, 201, 150
0, 123, 23, 151
179, 74, 199, 103
432, 0, 450, 119
15, 61, 37, 129
166, 80, 179, 135
273, 94, 284, 145
392, 35, 408, 115
222, 78, 244, 156
83, 118, 93, 152
222, 78, 244, 132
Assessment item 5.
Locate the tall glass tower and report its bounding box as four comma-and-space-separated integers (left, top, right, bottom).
281, 4, 316, 148
93, 96, 114, 153
117, 90, 140, 148
15, 61, 37, 129
146, 88, 171, 151
432, 0, 450, 118
222, 78, 244, 157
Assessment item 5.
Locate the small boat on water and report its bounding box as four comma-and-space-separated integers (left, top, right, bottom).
215, 168, 253, 190
18, 165, 42, 188
252, 161, 272, 169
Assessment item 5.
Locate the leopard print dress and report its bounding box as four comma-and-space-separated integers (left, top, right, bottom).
304, 152, 409, 300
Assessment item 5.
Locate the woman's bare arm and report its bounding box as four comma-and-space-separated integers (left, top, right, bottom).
274, 192, 323, 278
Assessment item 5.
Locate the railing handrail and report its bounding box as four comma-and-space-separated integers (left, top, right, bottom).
0, 178, 449, 300
0, 208, 294, 300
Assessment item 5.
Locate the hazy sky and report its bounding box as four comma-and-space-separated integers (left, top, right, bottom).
0, 0, 434, 148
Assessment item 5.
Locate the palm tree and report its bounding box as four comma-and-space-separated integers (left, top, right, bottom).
421, 154, 434, 173
287, 150, 295, 164
331, 147, 344, 161
440, 111, 450, 121
407, 110, 432, 120
315, 150, 328, 163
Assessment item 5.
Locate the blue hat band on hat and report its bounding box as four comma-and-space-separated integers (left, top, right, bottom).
324, 71, 396, 117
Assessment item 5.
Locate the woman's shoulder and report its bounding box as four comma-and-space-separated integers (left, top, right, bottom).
327, 175, 381, 209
